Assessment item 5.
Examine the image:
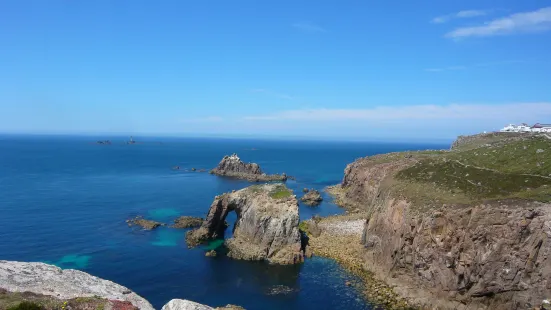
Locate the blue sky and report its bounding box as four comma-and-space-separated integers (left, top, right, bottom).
1, 0, 550, 141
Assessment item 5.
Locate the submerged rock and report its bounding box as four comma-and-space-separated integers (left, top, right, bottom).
171, 216, 203, 229
209, 154, 288, 182
186, 184, 304, 264
264, 285, 298, 296
0, 261, 154, 310
300, 189, 323, 206
126, 216, 164, 230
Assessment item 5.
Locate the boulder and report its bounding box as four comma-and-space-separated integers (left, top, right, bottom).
171, 216, 203, 229
300, 189, 323, 206
209, 154, 288, 182
0, 261, 154, 310
126, 216, 163, 230
161, 300, 245, 310
186, 184, 304, 264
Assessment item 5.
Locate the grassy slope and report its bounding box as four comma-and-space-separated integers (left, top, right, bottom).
376, 134, 551, 206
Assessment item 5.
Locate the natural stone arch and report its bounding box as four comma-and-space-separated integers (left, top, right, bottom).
186, 184, 304, 265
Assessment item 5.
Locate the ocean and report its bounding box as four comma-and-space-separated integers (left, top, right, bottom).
0, 135, 447, 309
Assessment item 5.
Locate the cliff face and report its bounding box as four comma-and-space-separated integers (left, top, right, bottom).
333, 135, 551, 309
187, 184, 304, 265
209, 154, 287, 182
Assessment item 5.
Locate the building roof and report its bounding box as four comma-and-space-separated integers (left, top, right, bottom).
532, 123, 551, 128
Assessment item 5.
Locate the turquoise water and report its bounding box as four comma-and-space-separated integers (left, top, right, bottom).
0, 135, 446, 309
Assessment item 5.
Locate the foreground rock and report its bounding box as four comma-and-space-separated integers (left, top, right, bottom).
300, 189, 323, 206
209, 154, 288, 182
126, 216, 164, 230
162, 299, 245, 310
186, 184, 304, 264
0, 261, 154, 310
171, 216, 203, 229
327, 133, 551, 309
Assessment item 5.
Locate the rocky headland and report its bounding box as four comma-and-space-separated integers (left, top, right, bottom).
0, 261, 244, 310
300, 189, 323, 206
209, 154, 288, 182
321, 132, 551, 309
186, 184, 305, 264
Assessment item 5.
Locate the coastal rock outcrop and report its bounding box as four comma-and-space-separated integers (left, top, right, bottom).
126, 216, 164, 230
0, 261, 154, 310
209, 154, 288, 182
300, 189, 323, 206
171, 216, 203, 229
328, 134, 551, 309
186, 184, 304, 264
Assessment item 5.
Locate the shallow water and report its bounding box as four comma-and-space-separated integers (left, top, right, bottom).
0, 135, 447, 309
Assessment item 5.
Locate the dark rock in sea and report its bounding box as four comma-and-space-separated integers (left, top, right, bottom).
172, 216, 203, 229
191, 167, 197, 171
96, 140, 112, 145
300, 189, 323, 206
186, 184, 304, 264
126, 216, 164, 230
302, 188, 309, 193
172, 166, 180, 170
209, 154, 288, 182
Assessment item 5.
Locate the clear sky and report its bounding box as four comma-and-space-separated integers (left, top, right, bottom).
1, 1, 550, 141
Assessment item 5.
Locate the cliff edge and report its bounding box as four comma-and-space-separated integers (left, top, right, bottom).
187, 184, 304, 264
209, 154, 287, 182
329, 133, 551, 309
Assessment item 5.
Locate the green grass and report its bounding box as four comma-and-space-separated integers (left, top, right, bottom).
269, 184, 293, 199
298, 221, 309, 235
7, 301, 44, 310
392, 135, 551, 204
447, 136, 551, 176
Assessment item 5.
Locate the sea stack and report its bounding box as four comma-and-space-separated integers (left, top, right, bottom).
186, 184, 304, 264
209, 154, 288, 182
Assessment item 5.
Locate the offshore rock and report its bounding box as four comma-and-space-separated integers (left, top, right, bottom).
300, 189, 323, 206
126, 216, 164, 230
186, 184, 304, 264
171, 216, 203, 229
0, 261, 154, 310
209, 154, 288, 182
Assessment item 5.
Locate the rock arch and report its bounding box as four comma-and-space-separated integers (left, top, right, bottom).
186, 184, 304, 265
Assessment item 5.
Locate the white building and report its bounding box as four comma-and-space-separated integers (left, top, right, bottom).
500, 123, 551, 133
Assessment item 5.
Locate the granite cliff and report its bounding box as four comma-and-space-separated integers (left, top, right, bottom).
329, 133, 551, 309
186, 184, 304, 265
209, 154, 288, 182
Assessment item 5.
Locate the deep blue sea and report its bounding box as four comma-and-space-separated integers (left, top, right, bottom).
0, 135, 447, 310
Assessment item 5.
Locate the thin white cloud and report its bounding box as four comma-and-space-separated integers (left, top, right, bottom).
251, 88, 295, 100
425, 60, 525, 72
181, 116, 223, 123
432, 10, 489, 24
446, 7, 551, 38
242, 103, 551, 122
292, 22, 325, 33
